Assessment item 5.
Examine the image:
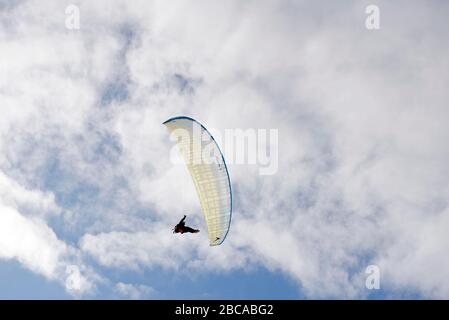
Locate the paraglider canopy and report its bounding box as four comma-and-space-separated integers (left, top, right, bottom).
163, 116, 232, 246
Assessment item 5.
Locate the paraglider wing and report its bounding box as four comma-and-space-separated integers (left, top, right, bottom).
163, 116, 232, 246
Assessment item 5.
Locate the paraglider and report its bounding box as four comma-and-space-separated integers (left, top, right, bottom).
173, 215, 200, 234
163, 116, 232, 246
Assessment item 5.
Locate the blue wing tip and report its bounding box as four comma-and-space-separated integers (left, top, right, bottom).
163, 116, 197, 125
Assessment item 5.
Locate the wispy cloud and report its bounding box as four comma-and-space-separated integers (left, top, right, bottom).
1, 0, 449, 298
114, 282, 155, 299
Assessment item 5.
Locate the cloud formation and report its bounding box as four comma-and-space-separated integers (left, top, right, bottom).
114, 282, 155, 299
1, 0, 449, 298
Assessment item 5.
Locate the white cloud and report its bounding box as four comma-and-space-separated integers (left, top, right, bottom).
1, 0, 449, 298
0, 202, 65, 279
65, 264, 95, 295
0, 170, 59, 218
0, 179, 95, 295
114, 282, 155, 299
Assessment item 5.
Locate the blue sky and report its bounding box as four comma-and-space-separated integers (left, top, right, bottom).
1, 0, 449, 299
0, 260, 301, 300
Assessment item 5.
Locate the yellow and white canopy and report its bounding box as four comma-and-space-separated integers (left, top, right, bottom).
163, 116, 232, 246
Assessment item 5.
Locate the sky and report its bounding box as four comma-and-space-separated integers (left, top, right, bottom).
0, 0, 449, 299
